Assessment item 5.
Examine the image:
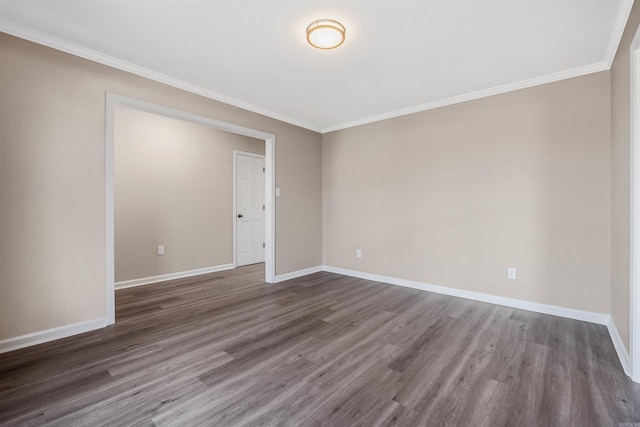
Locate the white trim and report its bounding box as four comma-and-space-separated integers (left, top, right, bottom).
608, 317, 632, 376
0, 20, 321, 133
273, 263, 635, 375
274, 266, 323, 283
322, 0, 632, 135
233, 151, 266, 269
629, 26, 640, 383
604, 0, 635, 67
115, 263, 235, 290
264, 137, 276, 284
106, 94, 277, 322
232, 152, 237, 268
321, 266, 610, 325
0, 317, 108, 355
105, 94, 116, 325
322, 266, 635, 376
321, 62, 609, 133
2, 11, 632, 136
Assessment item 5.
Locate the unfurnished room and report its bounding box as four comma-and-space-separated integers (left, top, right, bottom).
1, 1, 640, 425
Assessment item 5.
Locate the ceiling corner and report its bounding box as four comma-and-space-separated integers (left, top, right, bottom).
604, 0, 635, 67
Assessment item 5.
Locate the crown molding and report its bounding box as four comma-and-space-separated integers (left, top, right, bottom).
321, 0, 633, 133
0, 20, 322, 133
2, 0, 633, 136
604, 0, 635, 67
321, 61, 609, 133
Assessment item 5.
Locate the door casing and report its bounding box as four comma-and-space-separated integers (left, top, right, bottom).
105, 93, 276, 325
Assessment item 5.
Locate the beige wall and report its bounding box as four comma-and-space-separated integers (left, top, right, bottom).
0, 34, 322, 340
323, 72, 612, 314
114, 106, 264, 282
1, 25, 633, 347
611, 2, 640, 352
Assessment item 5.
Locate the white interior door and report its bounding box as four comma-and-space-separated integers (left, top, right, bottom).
235, 153, 265, 266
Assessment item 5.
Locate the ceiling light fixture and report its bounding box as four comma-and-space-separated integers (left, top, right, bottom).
306, 19, 345, 50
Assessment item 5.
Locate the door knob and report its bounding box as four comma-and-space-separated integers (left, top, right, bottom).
237, 214, 243, 218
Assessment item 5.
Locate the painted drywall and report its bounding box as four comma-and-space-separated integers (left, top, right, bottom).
323, 71, 612, 314
611, 1, 640, 352
114, 106, 264, 282
0, 33, 322, 340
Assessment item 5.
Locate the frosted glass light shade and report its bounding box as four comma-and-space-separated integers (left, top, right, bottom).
307, 19, 345, 50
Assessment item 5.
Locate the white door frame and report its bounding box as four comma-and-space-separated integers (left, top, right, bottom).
629, 28, 640, 383
233, 150, 266, 267
105, 93, 276, 325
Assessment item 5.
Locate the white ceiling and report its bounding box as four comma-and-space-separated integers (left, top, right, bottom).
0, 1, 633, 133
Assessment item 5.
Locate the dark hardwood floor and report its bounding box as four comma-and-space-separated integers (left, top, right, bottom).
1, 264, 638, 426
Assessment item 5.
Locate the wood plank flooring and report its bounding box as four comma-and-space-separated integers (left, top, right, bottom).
1, 264, 638, 426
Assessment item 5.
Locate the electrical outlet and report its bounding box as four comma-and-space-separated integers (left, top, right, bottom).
157, 245, 165, 256
507, 267, 517, 280
356, 249, 362, 258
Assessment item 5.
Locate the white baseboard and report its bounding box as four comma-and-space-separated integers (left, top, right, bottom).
116, 263, 235, 289
5, 264, 628, 378
321, 265, 610, 325
274, 265, 323, 283
607, 318, 631, 376
0, 317, 109, 355
323, 265, 639, 380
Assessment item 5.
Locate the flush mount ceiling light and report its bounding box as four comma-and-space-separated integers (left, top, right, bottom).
306, 19, 345, 50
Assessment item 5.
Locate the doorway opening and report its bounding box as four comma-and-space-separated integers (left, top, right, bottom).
105, 93, 276, 325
